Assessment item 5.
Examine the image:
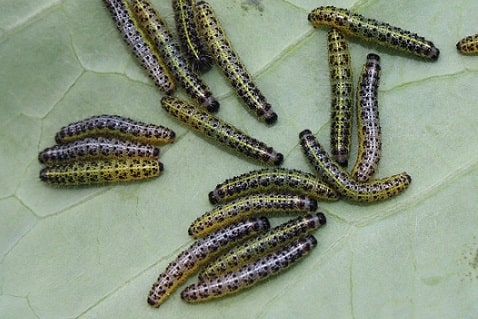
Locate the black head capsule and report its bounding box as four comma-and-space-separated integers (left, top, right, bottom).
273, 152, 284, 166
265, 112, 278, 125
208, 191, 219, 204
428, 46, 440, 61
299, 129, 313, 139
307, 198, 318, 211
316, 212, 327, 225
206, 99, 220, 113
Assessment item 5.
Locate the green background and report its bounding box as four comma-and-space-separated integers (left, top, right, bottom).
1, 0, 477, 318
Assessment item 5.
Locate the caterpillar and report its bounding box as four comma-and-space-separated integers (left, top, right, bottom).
181, 235, 317, 302
208, 168, 339, 204
161, 96, 283, 165
188, 193, 318, 238
38, 137, 159, 164
39, 158, 163, 186
195, 1, 278, 124
198, 213, 326, 280
327, 28, 353, 166
147, 217, 270, 307
54, 115, 175, 145
131, 0, 220, 113
172, 0, 213, 71
103, 0, 175, 94
299, 129, 411, 202
308, 6, 440, 61
351, 53, 382, 182
456, 33, 478, 54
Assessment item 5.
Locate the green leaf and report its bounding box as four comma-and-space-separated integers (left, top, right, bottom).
1, 0, 477, 318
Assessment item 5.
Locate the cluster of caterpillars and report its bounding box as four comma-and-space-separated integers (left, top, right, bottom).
38, 115, 174, 185
43, 0, 478, 311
